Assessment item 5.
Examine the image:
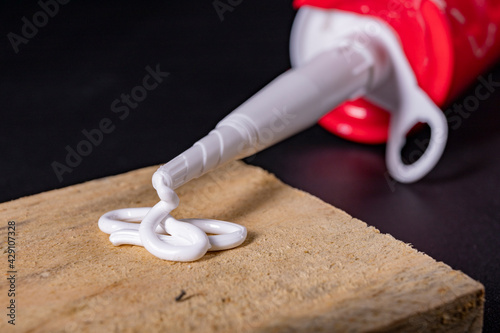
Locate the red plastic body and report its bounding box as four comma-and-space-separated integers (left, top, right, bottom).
294, 0, 500, 144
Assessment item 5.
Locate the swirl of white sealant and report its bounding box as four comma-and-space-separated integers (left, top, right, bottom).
139, 200, 211, 262
98, 187, 247, 261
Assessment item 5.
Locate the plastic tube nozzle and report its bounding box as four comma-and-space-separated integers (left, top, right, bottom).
154, 37, 387, 189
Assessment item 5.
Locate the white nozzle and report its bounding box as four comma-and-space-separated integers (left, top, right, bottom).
101, 8, 450, 263
154, 37, 388, 190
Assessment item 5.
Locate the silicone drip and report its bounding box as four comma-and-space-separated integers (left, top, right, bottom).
99, 188, 247, 262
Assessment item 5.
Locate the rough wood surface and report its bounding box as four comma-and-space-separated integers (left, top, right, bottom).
0, 161, 484, 332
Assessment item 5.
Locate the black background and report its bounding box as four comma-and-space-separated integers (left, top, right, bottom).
1, 1, 499, 331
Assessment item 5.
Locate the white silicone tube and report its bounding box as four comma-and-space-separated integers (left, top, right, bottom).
153, 37, 388, 191
101, 8, 449, 262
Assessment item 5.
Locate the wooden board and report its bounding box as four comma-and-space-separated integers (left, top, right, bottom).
0, 161, 484, 332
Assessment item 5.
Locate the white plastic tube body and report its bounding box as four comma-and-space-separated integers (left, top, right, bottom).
153, 38, 388, 193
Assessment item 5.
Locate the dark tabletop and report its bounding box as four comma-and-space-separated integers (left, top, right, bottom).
1, 1, 498, 331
